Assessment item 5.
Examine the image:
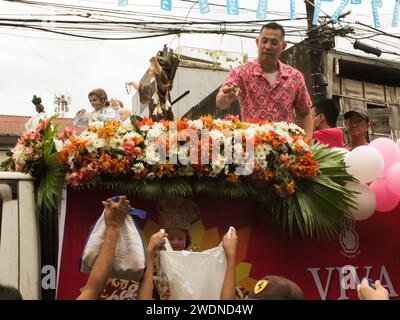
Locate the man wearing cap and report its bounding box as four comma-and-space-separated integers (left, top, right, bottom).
344, 106, 370, 151
246, 275, 304, 300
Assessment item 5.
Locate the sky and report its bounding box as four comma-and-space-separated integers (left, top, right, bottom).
1, 0, 400, 118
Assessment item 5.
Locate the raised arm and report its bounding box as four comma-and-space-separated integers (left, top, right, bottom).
77, 196, 130, 300
137, 230, 167, 300
220, 228, 238, 300
299, 110, 313, 140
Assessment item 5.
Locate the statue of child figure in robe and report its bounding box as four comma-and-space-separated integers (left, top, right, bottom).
74, 88, 118, 127
25, 95, 47, 132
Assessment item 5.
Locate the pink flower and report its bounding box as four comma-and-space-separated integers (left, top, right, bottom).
123, 142, 136, 157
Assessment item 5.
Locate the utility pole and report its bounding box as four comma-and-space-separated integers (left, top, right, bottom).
305, 0, 315, 31
304, 0, 329, 101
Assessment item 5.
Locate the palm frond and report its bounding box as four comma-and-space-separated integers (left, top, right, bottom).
36, 140, 66, 212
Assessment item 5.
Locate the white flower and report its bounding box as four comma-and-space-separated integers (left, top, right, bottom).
117, 123, 133, 134
83, 132, 105, 154
233, 142, 243, 154
256, 159, 268, 169
235, 162, 254, 176
188, 119, 204, 130
54, 139, 64, 152
145, 146, 161, 164
274, 128, 290, 140
177, 146, 190, 165
245, 128, 257, 138
224, 165, 230, 175
146, 172, 155, 179
93, 138, 105, 150
88, 121, 104, 130
224, 120, 233, 127
12, 144, 29, 165
132, 163, 145, 174
152, 122, 166, 131
210, 154, 226, 176
67, 154, 75, 168
209, 129, 224, 142
123, 132, 142, 144
259, 123, 273, 132
286, 136, 294, 144
108, 137, 123, 150
288, 122, 305, 135
140, 125, 150, 132
294, 139, 310, 151
147, 127, 163, 139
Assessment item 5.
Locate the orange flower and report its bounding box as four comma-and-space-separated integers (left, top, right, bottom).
176, 118, 189, 131
274, 180, 296, 197
95, 121, 120, 140
153, 163, 176, 178
226, 173, 239, 183
137, 117, 153, 128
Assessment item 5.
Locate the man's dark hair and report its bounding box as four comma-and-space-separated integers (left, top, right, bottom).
260, 22, 285, 39
0, 284, 23, 300
314, 99, 340, 128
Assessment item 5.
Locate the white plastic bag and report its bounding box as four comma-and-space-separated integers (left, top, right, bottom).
80, 208, 147, 282
156, 227, 234, 300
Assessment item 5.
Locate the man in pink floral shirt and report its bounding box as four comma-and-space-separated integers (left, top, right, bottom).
216, 22, 313, 139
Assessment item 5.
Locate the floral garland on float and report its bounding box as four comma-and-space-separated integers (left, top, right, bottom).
1, 115, 359, 239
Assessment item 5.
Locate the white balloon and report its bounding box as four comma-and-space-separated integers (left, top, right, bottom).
344, 146, 384, 183
346, 182, 376, 221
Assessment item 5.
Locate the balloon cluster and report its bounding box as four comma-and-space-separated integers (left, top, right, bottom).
342, 138, 400, 221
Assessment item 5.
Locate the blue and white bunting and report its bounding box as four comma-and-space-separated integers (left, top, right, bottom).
371, 0, 381, 28
393, 0, 400, 27
351, 0, 362, 4
290, 0, 296, 21
312, 0, 321, 25
331, 0, 350, 22
118, 0, 128, 6
227, 0, 239, 15
161, 0, 172, 11
198, 0, 210, 14
256, 0, 268, 20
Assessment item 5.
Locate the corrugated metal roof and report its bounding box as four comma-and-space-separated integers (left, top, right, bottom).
0, 115, 76, 135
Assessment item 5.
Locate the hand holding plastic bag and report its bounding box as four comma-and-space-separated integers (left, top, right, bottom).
156, 227, 235, 300
80, 196, 147, 282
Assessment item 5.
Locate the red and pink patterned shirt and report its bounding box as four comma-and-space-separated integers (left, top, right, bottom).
222, 59, 312, 123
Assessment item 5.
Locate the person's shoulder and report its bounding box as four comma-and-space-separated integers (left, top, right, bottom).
325, 127, 343, 134
279, 61, 304, 77
233, 59, 258, 72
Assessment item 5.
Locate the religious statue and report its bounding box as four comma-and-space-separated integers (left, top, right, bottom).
73, 88, 118, 127
25, 95, 47, 131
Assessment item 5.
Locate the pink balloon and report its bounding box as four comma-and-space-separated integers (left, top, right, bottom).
387, 163, 400, 196
370, 138, 400, 176
369, 177, 400, 213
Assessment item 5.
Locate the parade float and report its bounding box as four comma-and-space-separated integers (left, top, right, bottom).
3, 113, 400, 300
